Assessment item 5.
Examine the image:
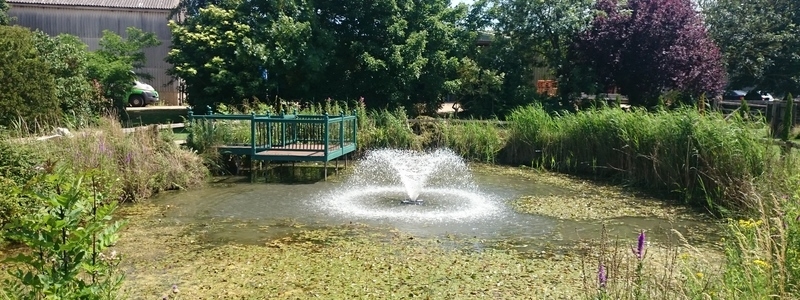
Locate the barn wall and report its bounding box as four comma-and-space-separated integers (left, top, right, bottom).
8, 4, 183, 105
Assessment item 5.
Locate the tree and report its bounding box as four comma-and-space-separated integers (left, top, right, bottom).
575, 0, 726, 106
702, 0, 800, 94
87, 27, 160, 115
0, 0, 10, 26
0, 26, 59, 127
167, 3, 306, 111
32, 32, 108, 125
170, 0, 469, 114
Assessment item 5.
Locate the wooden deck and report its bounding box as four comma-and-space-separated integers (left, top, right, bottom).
255, 143, 349, 158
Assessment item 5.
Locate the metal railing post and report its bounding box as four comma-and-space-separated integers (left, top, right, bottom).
324, 113, 329, 157
250, 112, 256, 156
281, 109, 286, 146
352, 109, 358, 147
186, 107, 193, 128
339, 110, 344, 150
266, 111, 272, 148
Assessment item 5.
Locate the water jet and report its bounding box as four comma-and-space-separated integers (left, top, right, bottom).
320, 148, 501, 222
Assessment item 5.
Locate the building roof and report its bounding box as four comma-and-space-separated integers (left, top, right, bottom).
7, 0, 180, 10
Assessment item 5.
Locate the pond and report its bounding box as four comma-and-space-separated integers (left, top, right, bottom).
147, 149, 718, 251
114, 149, 722, 298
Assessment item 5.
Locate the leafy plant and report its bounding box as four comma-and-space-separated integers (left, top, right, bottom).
0, 26, 60, 128
2, 168, 126, 299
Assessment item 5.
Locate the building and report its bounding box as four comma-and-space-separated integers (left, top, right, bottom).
7, 0, 183, 105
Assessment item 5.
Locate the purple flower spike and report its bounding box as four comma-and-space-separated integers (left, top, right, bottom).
632, 230, 646, 260
598, 263, 607, 288
124, 152, 132, 164
98, 138, 107, 153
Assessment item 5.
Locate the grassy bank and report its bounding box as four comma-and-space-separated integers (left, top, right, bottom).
0, 116, 208, 236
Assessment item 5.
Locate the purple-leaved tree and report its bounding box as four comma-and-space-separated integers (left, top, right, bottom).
575, 0, 726, 106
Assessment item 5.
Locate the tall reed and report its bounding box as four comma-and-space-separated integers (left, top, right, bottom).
505, 104, 774, 210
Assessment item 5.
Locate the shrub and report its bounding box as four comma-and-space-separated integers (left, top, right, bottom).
0, 26, 60, 128
3, 168, 126, 299
41, 117, 208, 201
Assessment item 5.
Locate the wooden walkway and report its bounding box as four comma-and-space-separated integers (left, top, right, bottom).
188, 109, 358, 179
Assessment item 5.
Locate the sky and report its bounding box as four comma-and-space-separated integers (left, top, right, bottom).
451, 0, 475, 6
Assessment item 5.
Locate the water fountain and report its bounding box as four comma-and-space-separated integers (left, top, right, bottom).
319, 148, 502, 222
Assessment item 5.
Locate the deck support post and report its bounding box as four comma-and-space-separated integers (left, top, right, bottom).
324, 161, 328, 180
335, 159, 339, 174
345, 154, 348, 169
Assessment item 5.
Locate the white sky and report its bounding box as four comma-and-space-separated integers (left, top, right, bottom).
451, 0, 475, 6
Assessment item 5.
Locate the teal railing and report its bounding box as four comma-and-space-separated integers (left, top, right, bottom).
187, 106, 357, 158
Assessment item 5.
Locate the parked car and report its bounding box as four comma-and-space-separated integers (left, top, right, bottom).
722, 89, 774, 101
126, 80, 160, 107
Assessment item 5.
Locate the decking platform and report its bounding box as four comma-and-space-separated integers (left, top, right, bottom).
187, 107, 358, 179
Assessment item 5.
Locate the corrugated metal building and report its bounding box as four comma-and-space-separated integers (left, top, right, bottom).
7, 0, 184, 105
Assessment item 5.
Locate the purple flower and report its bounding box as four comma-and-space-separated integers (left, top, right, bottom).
98, 138, 107, 153
124, 152, 132, 164
632, 230, 646, 260
598, 263, 607, 288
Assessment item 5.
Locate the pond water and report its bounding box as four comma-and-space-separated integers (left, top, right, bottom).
148, 150, 719, 253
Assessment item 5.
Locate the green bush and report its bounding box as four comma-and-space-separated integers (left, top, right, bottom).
0, 137, 46, 229
3, 168, 126, 299
33, 31, 110, 127
0, 26, 60, 128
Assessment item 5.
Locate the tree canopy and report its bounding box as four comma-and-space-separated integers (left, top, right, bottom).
0, 0, 10, 26
703, 0, 800, 94
574, 0, 726, 106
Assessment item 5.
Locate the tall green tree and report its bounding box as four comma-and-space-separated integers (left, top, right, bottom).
702, 0, 800, 94
167, 2, 311, 111
312, 0, 467, 112
454, 0, 594, 116
0, 0, 10, 26
0, 26, 59, 127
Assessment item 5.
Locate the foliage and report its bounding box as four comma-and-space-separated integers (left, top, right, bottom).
87, 27, 160, 115
169, 0, 469, 114
44, 117, 207, 201
32, 31, 110, 127
702, 0, 800, 94
2, 168, 126, 299
0, 0, 9, 25
0, 138, 45, 230
470, 0, 595, 112
0, 26, 60, 128
505, 104, 772, 211
167, 3, 278, 112
574, 0, 726, 106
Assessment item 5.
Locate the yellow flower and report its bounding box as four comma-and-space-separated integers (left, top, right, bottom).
695, 272, 704, 279
737, 218, 763, 229
752, 259, 770, 269
679, 253, 690, 261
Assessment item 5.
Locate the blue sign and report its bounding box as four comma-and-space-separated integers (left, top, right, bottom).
262, 69, 269, 81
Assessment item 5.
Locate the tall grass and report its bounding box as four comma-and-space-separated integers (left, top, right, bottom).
505, 104, 774, 210
17, 116, 207, 202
